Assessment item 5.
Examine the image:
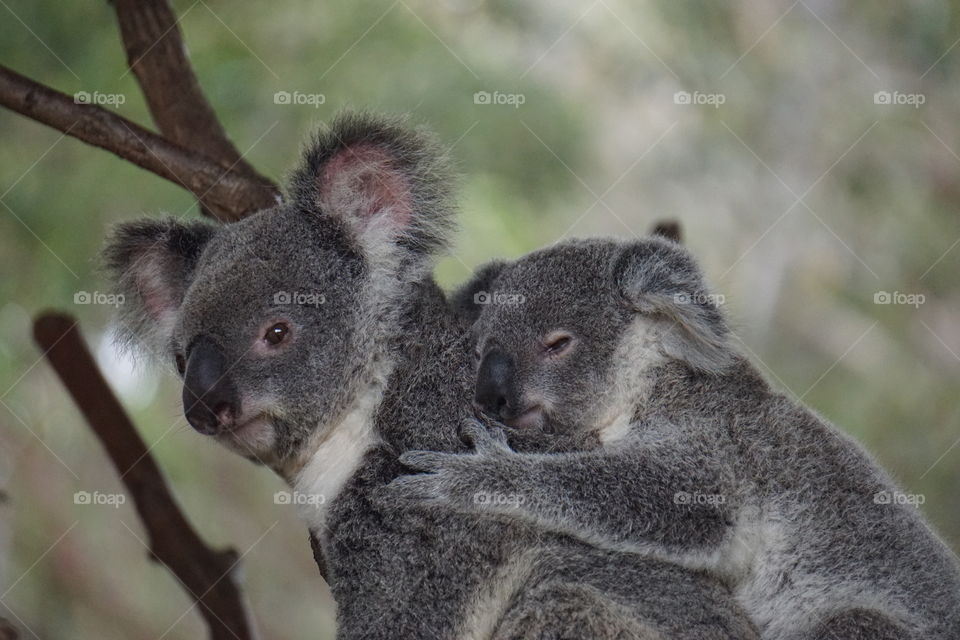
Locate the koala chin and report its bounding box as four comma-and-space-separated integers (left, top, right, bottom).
394, 236, 960, 640
103, 113, 760, 639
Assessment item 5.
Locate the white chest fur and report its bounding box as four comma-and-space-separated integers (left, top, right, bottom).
293, 389, 382, 531
597, 318, 663, 444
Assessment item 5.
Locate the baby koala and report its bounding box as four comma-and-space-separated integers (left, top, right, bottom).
390, 237, 960, 640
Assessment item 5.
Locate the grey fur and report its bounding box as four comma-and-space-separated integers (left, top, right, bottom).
392, 237, 960, 639
102, 113, 757, 639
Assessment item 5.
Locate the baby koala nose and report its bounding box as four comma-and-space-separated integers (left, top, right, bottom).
474, 349, 516, 419
182, 336, 239, 435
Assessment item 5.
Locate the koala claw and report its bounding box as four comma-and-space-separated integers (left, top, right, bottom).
392, 447, 506, 510
459, 419, 511, 453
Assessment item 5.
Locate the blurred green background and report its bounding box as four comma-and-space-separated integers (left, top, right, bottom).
2, 1, 959, 637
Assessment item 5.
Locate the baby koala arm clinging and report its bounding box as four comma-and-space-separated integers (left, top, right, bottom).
389, 421, 735, 555
391, 237, 741, 558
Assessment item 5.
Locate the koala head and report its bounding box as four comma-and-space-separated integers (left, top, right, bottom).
464, 237, 731, 437
102, 113, 455, 473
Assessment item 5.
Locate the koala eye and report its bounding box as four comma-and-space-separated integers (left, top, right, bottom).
175, 353, 186, 375
264, 322, 290, 346
543, 331, 575, 357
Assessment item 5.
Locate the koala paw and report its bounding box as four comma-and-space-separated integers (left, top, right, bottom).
458, 418, 512, 454
383, 421, 519, 512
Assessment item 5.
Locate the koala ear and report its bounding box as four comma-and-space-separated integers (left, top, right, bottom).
101, 218, 215, 357
450, 260, 508, 325
291, 111, 456, 276
612, 238, 733, 373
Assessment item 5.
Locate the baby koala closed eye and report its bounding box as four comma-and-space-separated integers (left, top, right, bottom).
388, 236, 960, 640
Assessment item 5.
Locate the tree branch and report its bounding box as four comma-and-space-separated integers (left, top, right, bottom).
111, 0, 279, 202
33, 313, 255, 640
0, 65, 275, 222
0, 617, 19, 640
651, 219, 683, 243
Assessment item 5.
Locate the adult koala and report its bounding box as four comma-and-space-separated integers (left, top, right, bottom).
103, 112, 757, 639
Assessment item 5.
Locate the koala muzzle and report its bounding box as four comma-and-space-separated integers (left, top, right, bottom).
475, 349, 519, 420
182, 336, 239, 435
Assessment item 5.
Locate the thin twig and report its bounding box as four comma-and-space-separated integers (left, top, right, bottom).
651, 219, 684, 244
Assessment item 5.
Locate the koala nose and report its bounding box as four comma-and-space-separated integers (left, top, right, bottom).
475, 349, 517, 419
182, 336, 239, 435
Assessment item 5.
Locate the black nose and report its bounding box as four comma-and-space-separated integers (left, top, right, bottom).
474, 349, 516, 419
182, 336, 239, 435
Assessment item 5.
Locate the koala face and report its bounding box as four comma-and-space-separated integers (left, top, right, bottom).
103, 113, 454, 471
167, 207, 365, 463
469, 238, 731, 438
470, 241, 632, 436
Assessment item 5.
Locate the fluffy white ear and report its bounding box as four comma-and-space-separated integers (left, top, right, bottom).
290, 111, 457, 277
101, 218, 215, 358
612, 238, 733, 373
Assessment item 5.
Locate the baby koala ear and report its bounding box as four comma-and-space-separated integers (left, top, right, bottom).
101, 218, 216, 358
450, 260, 509, 326
612, 238, 733, 373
